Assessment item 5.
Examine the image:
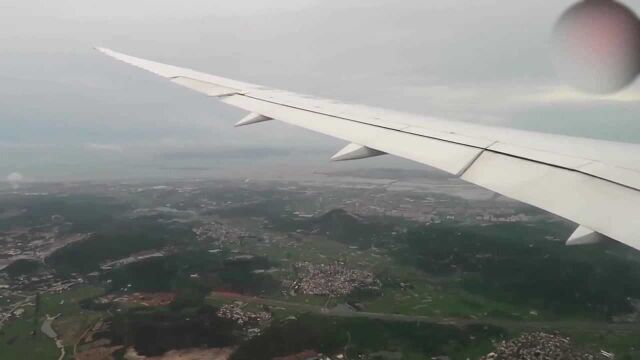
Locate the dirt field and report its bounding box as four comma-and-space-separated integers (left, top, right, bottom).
124, 347, 236, 360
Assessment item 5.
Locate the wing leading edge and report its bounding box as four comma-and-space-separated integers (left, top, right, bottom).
96, 47, 640, 251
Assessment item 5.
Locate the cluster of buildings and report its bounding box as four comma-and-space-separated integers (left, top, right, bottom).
3, 270, 84, 297
217, 301, 272, 338
291, 262, 380, 297
194, 221, 256, 247
348, 198, 536, 225
26, 277, 84, 294
216, 180, 543, 227
295, 182, 543, 225
100, 250, 165, 271
0, 292, 33, 329
0, 216, 91, 272
0, 275, 86, 329
273, 351, 347, 360
481, 332, 611, 360
0, 228, 52, 270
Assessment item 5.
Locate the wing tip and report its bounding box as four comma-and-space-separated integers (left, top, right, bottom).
94, 46, 112, 55
92, 46, 180, 79
95, 47, 126, 62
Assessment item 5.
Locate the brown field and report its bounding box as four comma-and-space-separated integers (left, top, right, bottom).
124, 347, 236, 360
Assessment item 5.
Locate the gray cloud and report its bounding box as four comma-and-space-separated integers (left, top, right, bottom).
1, 0, 639, 180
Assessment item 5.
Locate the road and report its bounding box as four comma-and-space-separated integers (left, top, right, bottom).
208, 291, 640, 333
41, 314, 65, 360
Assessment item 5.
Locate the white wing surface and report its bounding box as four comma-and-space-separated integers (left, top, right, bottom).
96, 47, 640, 251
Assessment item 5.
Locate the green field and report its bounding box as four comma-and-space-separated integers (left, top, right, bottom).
0, 286, 104, 360
230, 313, 505, 360
0, 310, 59, 360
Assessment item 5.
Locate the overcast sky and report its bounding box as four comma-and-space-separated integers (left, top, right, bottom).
1, 0, 639, 181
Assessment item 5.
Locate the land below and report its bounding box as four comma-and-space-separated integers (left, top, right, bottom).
1, 174, 639, 359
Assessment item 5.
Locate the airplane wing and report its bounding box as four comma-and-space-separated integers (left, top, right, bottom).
96, 47, 640, 251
